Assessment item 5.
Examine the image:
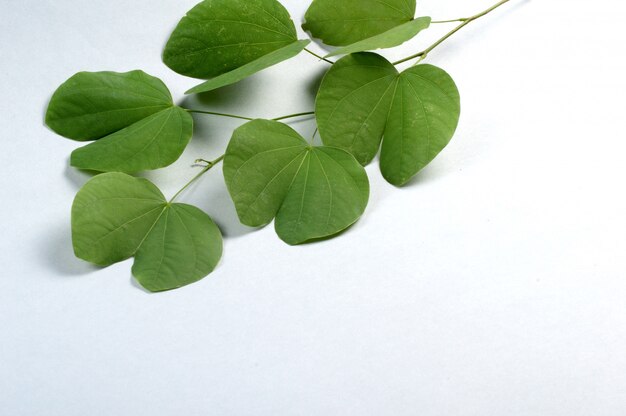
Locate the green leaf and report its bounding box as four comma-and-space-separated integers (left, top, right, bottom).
303, 0, 416, 46
316, 53, 461, 185
186, 40, 310, 94
46, 70, 173, 141
223, 119, 369, 245
70, 107, 193, 173
325, 17, 431, 58
72, 173, 222, 292
381, 64, 461, 185
315, 53, 398, 165
47, 71, 194, 173
164, 0, 304, 83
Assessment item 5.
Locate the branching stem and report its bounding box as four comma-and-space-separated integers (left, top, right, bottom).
392, 0, 512, 66
169, 155, 225, 203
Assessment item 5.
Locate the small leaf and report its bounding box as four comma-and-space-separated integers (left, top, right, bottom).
72, 173, 222, 292
303, 0, 416, 46
223, 119, 369, 245
70, 107, 193, 173
186, 40, 310, 94
46, 70, 172, 141
164, 0, 305, 85
316, 53, 461, 185
325, 17, 431, 58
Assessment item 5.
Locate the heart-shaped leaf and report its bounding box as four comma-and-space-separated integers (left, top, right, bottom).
164, 0, 308, 91
223, 119, 369, 245
325, 17, 431, 58
72, 173, 223, 292
316, 53, 461, 186
303, 0, 416, 46
46, 71, 193, 173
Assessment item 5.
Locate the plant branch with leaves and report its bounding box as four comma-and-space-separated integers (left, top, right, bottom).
45, 0, 519, 292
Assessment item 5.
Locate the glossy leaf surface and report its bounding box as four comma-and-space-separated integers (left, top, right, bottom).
46, 71, 172, 141
325, 17, 431, 57
316, 53, 461, 185
303, 0, 416, 46
72, 173, 222, 292
163, 0, 302, 81
223, 119, 369, 245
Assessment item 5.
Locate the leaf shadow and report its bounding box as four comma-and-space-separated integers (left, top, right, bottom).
64, 161, 94, 189
305, 66, 327, 102
180, 76, 259, 110
39, 222, 100, 277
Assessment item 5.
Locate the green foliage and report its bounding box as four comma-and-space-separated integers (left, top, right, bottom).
46, 71, 193, 173
46, 70, 173, 141
223, 120, 369, 245
72, 173, 222, 292
325, 17, 431, 58
164, 0, 308, 90
46, 0, 516, 290
186, 40, 310, 94
316, 53, 461, 185
303, 0, 416, 46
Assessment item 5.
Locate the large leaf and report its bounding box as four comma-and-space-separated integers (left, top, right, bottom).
164, 0, 307, 88
46, 71, 193, 173
316, 53, 461, 186
186, 40, 310, 94
46, 70, 172, 141
325, 17, 431, 58
315, 53, 398, 165
72, 173, 222, 292
303, 0, 416, 46
70, 107, 193, 173
223, 119, 369, 245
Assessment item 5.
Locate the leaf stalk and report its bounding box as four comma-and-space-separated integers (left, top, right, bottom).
169, 155, 225, 203
392, 0, 512, 66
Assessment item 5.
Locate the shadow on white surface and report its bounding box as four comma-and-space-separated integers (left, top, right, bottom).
39, 222, 98, 277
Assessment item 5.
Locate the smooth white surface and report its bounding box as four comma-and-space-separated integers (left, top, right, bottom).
2, 0, 626, 414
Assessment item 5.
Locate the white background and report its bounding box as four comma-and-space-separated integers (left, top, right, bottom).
1, 0, 626, 414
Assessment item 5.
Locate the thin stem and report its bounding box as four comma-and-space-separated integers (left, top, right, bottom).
184, 109, 254, 121
392, 0, 512, 66
272, 111, 315, 122
431, 18, 468, 24
169, 155, 225, 203
304, 48, 334, 65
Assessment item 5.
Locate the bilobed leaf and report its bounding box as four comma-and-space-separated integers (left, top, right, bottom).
164, 0, 307, 86
325, 17, 431, 58
46, 71, 194, 173
186, 40, 310, 94
303, 0, 416, 46
46, 70, 172, 141
223, 119, 369, 245
72, 173, 222, 292
316, 53, 461, 185
70, 107, 193, 173
315, 53, 398, 165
